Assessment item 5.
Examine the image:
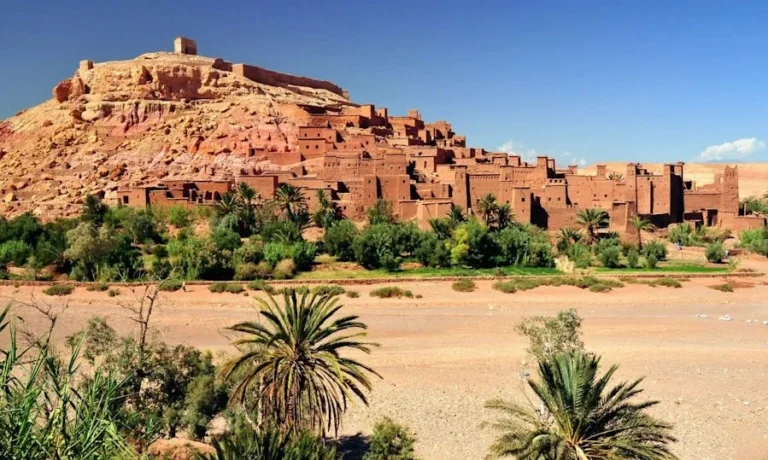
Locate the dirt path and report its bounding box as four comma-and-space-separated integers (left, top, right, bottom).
2, 275, 767, 460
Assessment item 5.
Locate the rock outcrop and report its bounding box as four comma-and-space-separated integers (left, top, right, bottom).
0, 50, 349, 218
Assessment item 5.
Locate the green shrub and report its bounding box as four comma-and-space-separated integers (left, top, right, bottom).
647, 278, 682, 288
566, 243, 592, 268
597, 245, 621, 268
644, 253, 658, 269
512, 278, 542, 291
353, 224, 399, 270
86, 283, 109, 292
739, 227, 768, 256
364, 417, 417, 460
492, 280, 517, 294
626, 248, 639, 268
273, 259, 296, 280
451, 279, 476, 292
323, 220, 359, 261
643, 240, 667, 261
705, 241, 726, 263
0, 239, 32, 266
247, 280, 276, 294
233, 262, 259, 281
366, 199, 397, 225
370, 286, 413, 298
264, 241, 316, 271
311, 284, 345, 296
107, 288, 120, 297
253, 261, 272, 279
588, 279, 623, 292
208, 282, 244, 294
709, 283, 733, 292
345, 290, 360, 298
43, 284, 74, 296
158, 280, 183, 292
167, 205, 192, 228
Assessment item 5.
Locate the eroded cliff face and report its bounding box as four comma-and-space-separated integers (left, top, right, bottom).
0, 52, 347, 218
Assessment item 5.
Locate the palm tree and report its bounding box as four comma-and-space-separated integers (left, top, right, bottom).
216, 192, 240, 217
497, 204, 514, 230
556, 227, 582, 252
312, 190, 340, 229
448, 204, 467, 225
630, 215, 654, 250
484, 352, 678, 460
274, 184, 307, 223
608, 171, 624, 181
576, 208, 608, 245
237, 182, 257, 210
222, 290, 380, 436
476, 194, 500, 227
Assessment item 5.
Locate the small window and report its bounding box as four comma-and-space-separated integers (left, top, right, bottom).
521, 198, 525, 202
122, 196, 129, 204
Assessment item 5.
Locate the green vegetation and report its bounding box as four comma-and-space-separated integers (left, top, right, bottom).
646, 277, 683, 288
208, 282, 245, 294
668, 222, 730, 247
452, 279, 477, 292
493, 276, 624, 293
492, 280, 518, 293
739, 226, 768, 257
364, 417, 418, 460
705, 241, 726, 263
345, 290, 360, 298
370, 286, 414, 298
202, 427, 337, 460
107, 288, 121, 297
43, 284, 74, 296
484, 352, 677, 459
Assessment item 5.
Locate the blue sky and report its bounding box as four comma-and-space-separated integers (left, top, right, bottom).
2, 0, 767, 165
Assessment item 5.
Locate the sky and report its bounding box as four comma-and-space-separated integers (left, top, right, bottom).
1, 0, 767, 165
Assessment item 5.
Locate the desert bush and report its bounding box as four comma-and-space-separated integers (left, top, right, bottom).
370, 286, 413, 298
739, 227, 768, 256
709, 283, 733, 292
516, 308, 584, 362
86, 282, 109, 292
414, 231, 451, 268
158, 280, 183, 292
597, 244, 621, 268
492, 280, 517, 294
642, 239, 667, 261
323, 220, 359, 261
107, 288, 120, 297
273, 259, 296, 280
353, 224, 400, 270
345, 290, 360, 298
705, 241, 726, 263
626, 248, 639, 268
253, 261, 272, 279
0, 239, 32, 266
668, 222, 699, 246
264, 241, 317, 271
647, 278, 682, 288
566, 242, 592, 269
554, 256, 576, 274
366, 199, 397, 225
311, 284, 345, 297
364, 417, 418, 460
232, 242, 263, 267
233, 262, 259, 281
208, 282, 245, 294
247, 280, 277, 294
43, 284, 74, 296
512, 278, 543, 291
644, 253, 658, 269
167, 205, 193, 228
452, 279, 477, 292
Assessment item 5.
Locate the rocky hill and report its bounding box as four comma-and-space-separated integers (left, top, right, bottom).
0, 49, 349, 218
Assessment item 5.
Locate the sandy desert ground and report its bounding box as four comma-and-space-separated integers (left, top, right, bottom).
2, 269, 768, 460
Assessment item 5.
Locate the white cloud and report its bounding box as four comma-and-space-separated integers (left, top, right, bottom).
498, 140, 587, 168
698, 137, 765, 161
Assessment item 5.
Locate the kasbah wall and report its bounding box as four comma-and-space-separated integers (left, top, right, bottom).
116, 38, 766, 236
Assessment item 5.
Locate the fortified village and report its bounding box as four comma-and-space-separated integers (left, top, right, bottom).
25, 38, 768, 235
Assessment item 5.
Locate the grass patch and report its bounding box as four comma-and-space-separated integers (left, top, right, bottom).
297, 264, 559, 280
452, 279, 477, 292
247, 280, 277, 295
492, 276, 624, 294
595, 261, 729, 275
158, 280, 183, 292
86, 283, 109, 292
208, 282, 245, 294
709, 283, 734, 293
345, 290, 360, 298
43, 285, 74, 296
370, 286, 414, 298
107, 288, 120, 297
311, 284, 346, 297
